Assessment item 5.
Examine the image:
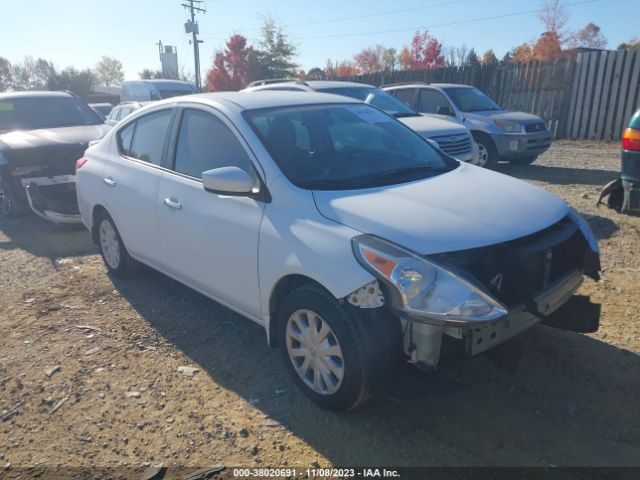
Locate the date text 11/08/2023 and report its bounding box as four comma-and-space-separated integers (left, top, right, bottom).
231, 468, 401, 478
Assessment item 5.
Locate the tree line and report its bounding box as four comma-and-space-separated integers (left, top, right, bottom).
0, 56, 124, 100
205, 0, 639, 91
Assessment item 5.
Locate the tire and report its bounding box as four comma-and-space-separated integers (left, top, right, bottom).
96, 212, 137, 277
508, 156, 538, 165
278, 285, 373, 411
471, 133, 498, 169
1, 176, 27, 219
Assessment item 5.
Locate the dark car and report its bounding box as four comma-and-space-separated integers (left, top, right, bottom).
0, 91, 110, 223
598, 109, 640, 214
89, 102, 114, 118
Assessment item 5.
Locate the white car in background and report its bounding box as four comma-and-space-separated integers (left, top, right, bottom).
76, 92, 601, 411
243, 80, 481, 165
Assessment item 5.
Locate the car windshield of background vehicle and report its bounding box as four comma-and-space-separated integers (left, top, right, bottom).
0, 97, 103, 132
442, 87, 502, 112
245, 103, 457, 190
317, 87, 420, 118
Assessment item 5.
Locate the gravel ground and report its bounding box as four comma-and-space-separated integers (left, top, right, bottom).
1, 140, 639, 478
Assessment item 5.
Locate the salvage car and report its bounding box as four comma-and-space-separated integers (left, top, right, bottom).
76, 92, 601, 411
0, 91, 110, 222
244, 80, 480, 165
384, 83, 552, 168
597, 108, 640, 214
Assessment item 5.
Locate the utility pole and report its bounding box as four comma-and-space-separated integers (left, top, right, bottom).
182, 0, 206, 90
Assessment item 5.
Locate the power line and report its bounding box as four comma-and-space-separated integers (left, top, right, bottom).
290, 0, 600, 40
199, 0, 473, 39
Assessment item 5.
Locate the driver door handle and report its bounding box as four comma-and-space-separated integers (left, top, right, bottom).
162, 197, 182, 210
103, 177, 116, 187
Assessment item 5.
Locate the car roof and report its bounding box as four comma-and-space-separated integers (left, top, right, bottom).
384, 83, 473, 89
0, 90, 74, 100
160, 91, 361, 111
305, 80, 375, 90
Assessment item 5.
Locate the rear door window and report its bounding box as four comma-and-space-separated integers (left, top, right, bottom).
418, 89, 453, 114
173, 109, 252, 178
392, 89, 417, 109
125, 109, 173, 165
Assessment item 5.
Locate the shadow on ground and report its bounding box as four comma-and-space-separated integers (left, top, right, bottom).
0, 213, 95, 261
497, 164, 619, 186
109, 266, 640, 467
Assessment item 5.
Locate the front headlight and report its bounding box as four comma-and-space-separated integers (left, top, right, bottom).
352, 235, 507, 323
495, 119, 523, 133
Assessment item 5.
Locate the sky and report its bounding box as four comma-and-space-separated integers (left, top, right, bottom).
0, 0, 637, 81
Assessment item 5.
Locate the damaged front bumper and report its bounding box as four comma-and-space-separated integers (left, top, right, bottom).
395, 268, 600, 369
22, 175, 82, 225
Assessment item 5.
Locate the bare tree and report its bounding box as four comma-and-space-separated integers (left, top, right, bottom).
538, 0, 570, 43
455, 44, 469, 66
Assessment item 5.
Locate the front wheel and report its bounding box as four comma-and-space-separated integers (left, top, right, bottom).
97, 213, 137, 277
472, 134, 498, 169
1, 177, 27, 218
278, 285, 372, 411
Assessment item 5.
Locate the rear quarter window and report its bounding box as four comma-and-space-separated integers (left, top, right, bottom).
629, 110, 640, 130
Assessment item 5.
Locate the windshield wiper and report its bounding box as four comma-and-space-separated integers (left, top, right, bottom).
393, 112, 421, 118
358, 164, 452, 186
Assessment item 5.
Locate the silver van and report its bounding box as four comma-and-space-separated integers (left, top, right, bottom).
120, 80, 198, 102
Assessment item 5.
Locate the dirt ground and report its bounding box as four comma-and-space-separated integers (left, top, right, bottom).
1, 140, 639, 477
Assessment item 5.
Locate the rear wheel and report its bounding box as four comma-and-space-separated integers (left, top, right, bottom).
96, 212, 137, 277
472, 133, 498, 169
278, 285, 373, 411
508, 156, 538, 165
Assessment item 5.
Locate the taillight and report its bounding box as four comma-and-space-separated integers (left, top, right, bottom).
622, 127, 640, 151
75, 157, 88, 171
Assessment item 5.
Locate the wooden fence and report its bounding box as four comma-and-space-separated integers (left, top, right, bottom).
337, 50, 640, 141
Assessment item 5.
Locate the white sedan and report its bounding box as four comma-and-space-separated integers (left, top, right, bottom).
76, 91, 601, 411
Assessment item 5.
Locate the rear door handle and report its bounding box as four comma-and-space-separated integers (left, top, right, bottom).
103, 177, 116, 187
162, 197, 182, 210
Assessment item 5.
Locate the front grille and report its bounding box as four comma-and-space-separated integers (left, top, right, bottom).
432, 216, 587, 307
430, 133, 472, 156
524, 122, 547, 133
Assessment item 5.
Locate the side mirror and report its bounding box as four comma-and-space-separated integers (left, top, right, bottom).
437, 105, 454, 116
202, 166, 255, 196
426, 139, 441, 150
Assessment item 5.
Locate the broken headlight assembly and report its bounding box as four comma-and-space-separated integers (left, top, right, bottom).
352, 235, 508, 324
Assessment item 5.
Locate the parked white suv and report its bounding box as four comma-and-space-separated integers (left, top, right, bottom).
77, 92, 601, 411
244, 80, 480, 165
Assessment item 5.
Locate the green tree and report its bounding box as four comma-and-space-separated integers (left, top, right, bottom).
0, 57, 12, 91
95, 56, 124, 87
47, 67, 96, 101
11, 56, 56, 90
305, 67, 324, 80
255, 19, 298, 78
465, 48, 480, 67
139, 68, 163, 79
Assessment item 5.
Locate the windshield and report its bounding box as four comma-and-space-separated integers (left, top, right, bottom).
442, 87, 501, 112
245, 103, 457, 190
316, 87, 419, 118
0, 96, 103, 132
156, 88, 197, 100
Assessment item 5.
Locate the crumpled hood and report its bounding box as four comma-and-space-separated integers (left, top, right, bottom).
398, 115, 468, 137
467, 109, 544, 124
313, 163, 568, 255
0, 124, 110, 152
